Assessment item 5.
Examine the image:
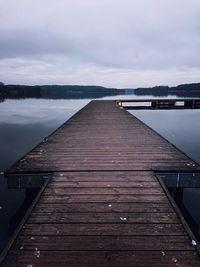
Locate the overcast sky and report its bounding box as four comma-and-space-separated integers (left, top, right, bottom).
0, 0, 200, 88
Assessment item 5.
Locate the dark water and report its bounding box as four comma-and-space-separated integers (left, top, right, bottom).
0, 96, 200, 253
129, 109, 200, 242
0, 98, 89, 252
170, 187, 200, 241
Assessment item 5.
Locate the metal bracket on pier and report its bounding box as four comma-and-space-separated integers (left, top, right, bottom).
157, 172, 200, 188
5, 172, 51, 189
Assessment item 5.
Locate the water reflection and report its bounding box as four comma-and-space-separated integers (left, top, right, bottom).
0, 99, 90, 171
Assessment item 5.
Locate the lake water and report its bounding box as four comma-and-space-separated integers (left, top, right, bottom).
0, 95, 200, 253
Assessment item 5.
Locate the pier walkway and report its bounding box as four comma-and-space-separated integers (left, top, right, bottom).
1, 100, 200, 266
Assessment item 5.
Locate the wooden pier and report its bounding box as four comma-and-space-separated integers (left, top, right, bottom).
1, 100, 200, 266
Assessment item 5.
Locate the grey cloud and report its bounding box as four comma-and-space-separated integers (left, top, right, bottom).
0, 27, 78, 58
0, 0, 200, 86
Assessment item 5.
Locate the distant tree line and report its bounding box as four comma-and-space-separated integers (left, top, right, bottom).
0, 82, 200, 101
134, 83, 200, 97
0, 84, 125, 100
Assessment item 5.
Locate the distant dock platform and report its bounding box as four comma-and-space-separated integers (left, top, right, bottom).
1, 100, 200, 267
116, 98, 200, 109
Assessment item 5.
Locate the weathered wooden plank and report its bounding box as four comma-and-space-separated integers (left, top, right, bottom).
21, 223, 185, 236
28, 212, 178, 224
26, 154, 189, 161
43, 187, 164, 195
13, 166, 198, 172
48, 181, 160, 188
3, 251, 200, 267
40, 194, 168, 203
34, 202, 174, 213
12, 162, 198, 172
13, 235, 194, 251
51, 171, 158, 182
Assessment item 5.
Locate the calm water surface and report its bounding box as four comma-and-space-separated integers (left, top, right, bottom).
0, 96, 200, 252
129, 109, 200, 243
